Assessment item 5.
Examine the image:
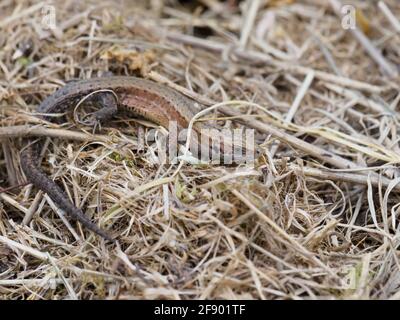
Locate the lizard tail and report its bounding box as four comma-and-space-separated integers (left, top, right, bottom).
20, 142, 115, 242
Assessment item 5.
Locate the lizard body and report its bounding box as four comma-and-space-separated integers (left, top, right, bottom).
21, 76, 205, 241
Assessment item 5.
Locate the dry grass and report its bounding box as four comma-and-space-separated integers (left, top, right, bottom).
1, 0, 400, 299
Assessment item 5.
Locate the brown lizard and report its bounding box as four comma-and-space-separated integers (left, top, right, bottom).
20, 76, 211, 242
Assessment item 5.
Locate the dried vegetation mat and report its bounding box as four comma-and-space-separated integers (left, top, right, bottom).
1, 0, 400, 299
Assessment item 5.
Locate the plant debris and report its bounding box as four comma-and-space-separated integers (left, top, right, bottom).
0, 0, 400, 299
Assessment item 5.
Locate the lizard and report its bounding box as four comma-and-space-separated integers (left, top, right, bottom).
20, 76, 214, 242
